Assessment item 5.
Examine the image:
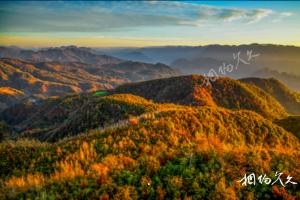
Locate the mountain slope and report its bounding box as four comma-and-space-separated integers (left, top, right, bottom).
0, 93, 299, 199
0, 121, 11, 141
18, 94, 156, 142
0, 58, 179, 109
114, 75, 287, 119
0, 92, 158, 141
251, 68, 300, 92
0, 74, 288, 142
240, 77, 300, 115
275, 116, 300, 139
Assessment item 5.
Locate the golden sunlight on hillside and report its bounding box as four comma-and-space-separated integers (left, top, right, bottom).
0, 87, 24, 96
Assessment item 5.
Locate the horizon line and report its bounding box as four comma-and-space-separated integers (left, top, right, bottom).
1, 43, 300, 49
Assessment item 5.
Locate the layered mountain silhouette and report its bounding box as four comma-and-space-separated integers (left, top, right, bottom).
108, 50, 153, 63
105, 44, 300, 71
170, 57, 222, 74
2, 44, 300, 92
0, 46, 122, 64
104, 44, 300, 90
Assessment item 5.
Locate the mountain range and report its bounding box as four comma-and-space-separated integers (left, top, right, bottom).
1, 75, 299, 142
104, 44, 300, 73
0, 75, 299, 199
102, 44, 300, 91
0, 46, 122, 64
0, 46, 180, 110
2, 44, 300, 93
0, 45, 299, 199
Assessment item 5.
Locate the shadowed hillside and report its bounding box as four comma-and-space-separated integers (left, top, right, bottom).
0, 92, 156, 141
275, 116, 300, 139
114, 75, 287, 119
0, 121, 11, 141
20, 94, 156, 142
240, 77, 300, 115
250, 68, 300, 92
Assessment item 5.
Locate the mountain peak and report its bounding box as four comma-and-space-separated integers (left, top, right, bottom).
114, 74, 287, 119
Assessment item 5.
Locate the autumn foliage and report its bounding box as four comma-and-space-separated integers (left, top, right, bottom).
0, 86, 299, 199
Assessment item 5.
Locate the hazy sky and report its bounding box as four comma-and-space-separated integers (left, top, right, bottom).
0, 1, 299, 47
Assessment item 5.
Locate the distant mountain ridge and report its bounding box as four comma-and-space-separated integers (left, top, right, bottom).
104, 44, 300, 67
1, 44, 299, 112
102, 44, 300, 92
0, 46, 122, 64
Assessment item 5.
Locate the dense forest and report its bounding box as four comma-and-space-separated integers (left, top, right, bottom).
0, 80, 299, 199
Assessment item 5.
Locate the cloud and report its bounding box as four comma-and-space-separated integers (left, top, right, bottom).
272, 11, 293, 22
217, 8, 245, 22
280, 12, 293, 17
246, 9, 273, 24
0, 1, 280, 33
